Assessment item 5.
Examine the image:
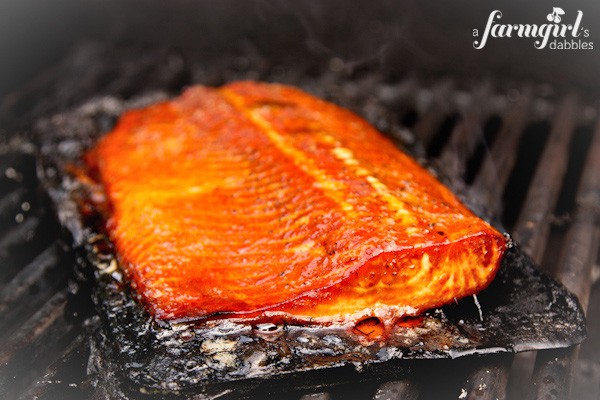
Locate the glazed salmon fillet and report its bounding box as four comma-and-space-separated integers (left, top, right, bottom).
88, 81, 507, 323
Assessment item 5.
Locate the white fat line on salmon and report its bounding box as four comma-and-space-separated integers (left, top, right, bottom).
329, 145, 416, 225
220, 89, 356, 215
221, 89, 421, 230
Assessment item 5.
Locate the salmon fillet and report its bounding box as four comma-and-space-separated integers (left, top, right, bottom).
87, 81, 507, 323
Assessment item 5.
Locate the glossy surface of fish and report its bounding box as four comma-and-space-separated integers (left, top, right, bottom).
87, 82, 507, 322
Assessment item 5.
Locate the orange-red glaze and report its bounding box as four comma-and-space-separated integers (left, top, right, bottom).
88, 81, 507, 323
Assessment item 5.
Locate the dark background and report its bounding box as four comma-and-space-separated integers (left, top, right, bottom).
0, 0, 599, 108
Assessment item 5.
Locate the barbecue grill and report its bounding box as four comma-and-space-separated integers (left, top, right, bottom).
0, 1, 599, 399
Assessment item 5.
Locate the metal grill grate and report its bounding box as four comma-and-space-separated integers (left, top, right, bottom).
0, 41, 599, 399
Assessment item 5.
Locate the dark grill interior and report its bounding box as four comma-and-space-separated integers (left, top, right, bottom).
1, 1, 599, 399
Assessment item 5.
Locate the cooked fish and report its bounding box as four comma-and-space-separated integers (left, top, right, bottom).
86, 81, 507, 324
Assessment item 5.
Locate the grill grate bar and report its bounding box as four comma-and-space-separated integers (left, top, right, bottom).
17, 333, 93, 400
529, 108, 600, 400
0, 244, 61, 309
0, 187, 32, 233
0, 291, 67, 365
555, 107, 600, 308
472, 86, 533, 217
0, 290, 80, 399
372, 380, 419, 400
0, 216, 44, 285
530, 348, 576, 400
437, 81, 493, 183
513, 95, 579, 264
449, 88, 533, 400
0, 216, 40, 257
0, 243, 68, 339
0, 213, 62, 295
411, 79, 455, 149
462, 355, 512, 400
